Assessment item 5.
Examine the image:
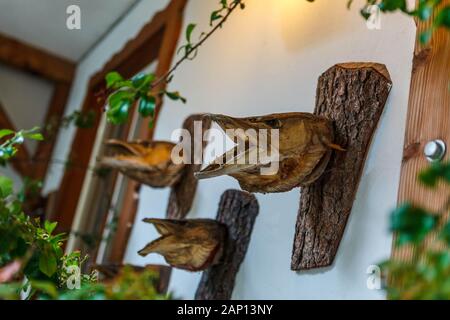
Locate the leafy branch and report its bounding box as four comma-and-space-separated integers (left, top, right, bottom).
152, 0, 245, 89
103, 0, 245, 127
0, 128, 43, 164
383, 161, 450, 299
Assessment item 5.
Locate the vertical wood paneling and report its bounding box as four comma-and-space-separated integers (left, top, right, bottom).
393, 0, 450, 261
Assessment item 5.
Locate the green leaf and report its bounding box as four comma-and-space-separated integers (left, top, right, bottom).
39, 248, 57, 277
210, 10, 223, 26
74, 110, 96, 129
391, 203, 438, 246
165, 91, 187, 104
186, 23, 196, 43
441, 222, 450, 245
107, 100, 131, 125
379, 0, 407, 12
44, 221, 58, 235
108, 90, 135, 110
419, 29, 433, 43
435, 6, 450, 28
0, 129, 14, 139
419, 162, 450, 187
418, 3, 433, 20
23, 132, 44, 141
132, 73, 155, 90
105, 72, 124, 89
138, 96, 156, 118
30, 280, 58, 299
0, 176, 13, 197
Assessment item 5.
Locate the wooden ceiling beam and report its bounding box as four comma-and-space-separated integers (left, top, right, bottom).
0, 32, 76, 83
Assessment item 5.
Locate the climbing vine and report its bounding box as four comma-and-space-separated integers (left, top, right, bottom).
103, 0, 449, 127
104, 0, 245, 127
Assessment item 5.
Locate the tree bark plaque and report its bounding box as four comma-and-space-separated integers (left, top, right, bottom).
195, 190, 259, 300
291, 63, 392, 270
166, 114, 212, 219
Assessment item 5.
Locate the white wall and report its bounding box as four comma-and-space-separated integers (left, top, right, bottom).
48, 0, 416, 299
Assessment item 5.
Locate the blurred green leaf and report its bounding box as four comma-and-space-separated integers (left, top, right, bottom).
435, 6, 450, 28
105, 72, 124, 89
138, 96, 156, 118
186, 23, 196, 43
210, 10, 223, 26
391, 203, 438, 246
44, 221, 58, 235
108, 90, 134, 110
23, 132, 44, 141
441, 222, 450, 245
165, 91, 187, 104
39, 247, 57, 277
132, 73, 155, 90
107, 100, 131, 125
0, 176, 13, 198
0, 129, 14, 139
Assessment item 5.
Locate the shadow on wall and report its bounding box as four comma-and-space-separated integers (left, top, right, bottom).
272, 0, 358, 52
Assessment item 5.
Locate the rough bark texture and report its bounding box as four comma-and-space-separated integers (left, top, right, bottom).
166, 114, 212, 219
195, 190, 259, 300
291, 63, 392, 270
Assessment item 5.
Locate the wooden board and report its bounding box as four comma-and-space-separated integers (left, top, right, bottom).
166, 114, 212, 219
291, 63, 392, 270
195, 190, 259, 300
392, 1, 450, 263
0, 32, 75, 83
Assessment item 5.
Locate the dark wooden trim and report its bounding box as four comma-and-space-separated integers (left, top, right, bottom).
0, 32, 75, 83
89, 9, 168, 87
108, 0, 188, 264
31, 82, 71, 181
0, 102, 32, 177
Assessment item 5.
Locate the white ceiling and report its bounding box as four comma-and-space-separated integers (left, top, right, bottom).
0, 0, 139, 61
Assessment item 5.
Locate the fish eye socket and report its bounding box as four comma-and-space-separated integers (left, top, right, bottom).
264, 119, 282, 128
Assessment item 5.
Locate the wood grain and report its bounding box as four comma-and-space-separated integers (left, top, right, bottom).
392, 1, 450, 263
0, 32, 75, 83
195, 190, 259, 300
291, 63, 392, 270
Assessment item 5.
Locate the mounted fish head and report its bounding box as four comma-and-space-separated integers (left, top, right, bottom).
196, 113, 342, 193
138, 218, 227, 272
100, 139, 185, 188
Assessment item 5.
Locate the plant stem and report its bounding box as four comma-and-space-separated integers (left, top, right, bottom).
151, 0, 243, 89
